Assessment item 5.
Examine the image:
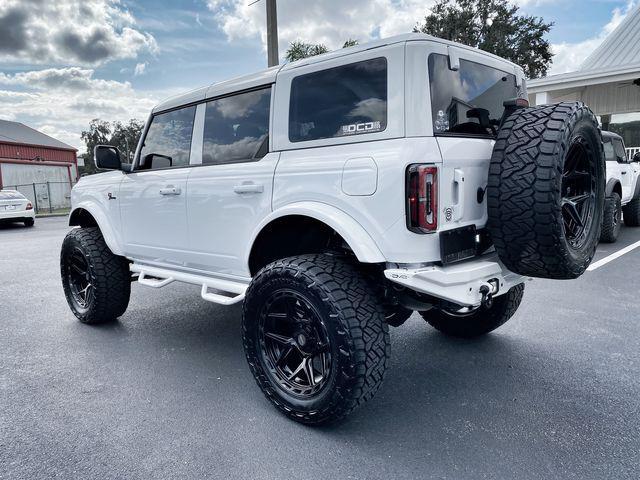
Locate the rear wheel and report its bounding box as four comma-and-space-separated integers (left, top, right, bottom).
60, 227, 131, 324
488, 102, 605, 279
623, 197, 640, 227
600, 193, 621, 243
420, 284, 525, 338
24, 218, 34, 227
242, 254, 389, 424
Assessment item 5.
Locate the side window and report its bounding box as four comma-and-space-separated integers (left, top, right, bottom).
202, 87, 271, 165
138, 105, 196, 170
603, 138, 615, 162
289, 57, 387, 143
613, 139, 627, 162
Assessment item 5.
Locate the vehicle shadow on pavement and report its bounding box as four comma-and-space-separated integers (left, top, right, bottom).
0, 222, 32, 231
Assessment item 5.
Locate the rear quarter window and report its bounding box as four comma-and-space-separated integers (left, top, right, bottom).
428, 54, 519, 137
288, 57, 388, 143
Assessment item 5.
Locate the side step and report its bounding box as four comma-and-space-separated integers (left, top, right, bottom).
130, 264, 248, 306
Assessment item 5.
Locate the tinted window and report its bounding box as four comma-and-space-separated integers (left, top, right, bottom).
289, 57, 387, 142
139, 106, 196, 169
613, 139, 627, 162
428, 54, 519, 136
202, 88, 271, 165
603, 138, 616, 162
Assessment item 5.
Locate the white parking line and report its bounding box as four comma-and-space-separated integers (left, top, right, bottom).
587, 239, 640, 271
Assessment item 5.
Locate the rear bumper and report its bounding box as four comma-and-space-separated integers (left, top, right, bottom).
384, 253, 526, 307
0, 209, 35, 221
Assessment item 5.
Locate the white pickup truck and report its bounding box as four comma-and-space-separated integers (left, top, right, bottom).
60, 33, 605, 424
601, 130, 640, 242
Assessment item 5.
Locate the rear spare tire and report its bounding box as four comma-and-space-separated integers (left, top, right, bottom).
488, 102, 605, 279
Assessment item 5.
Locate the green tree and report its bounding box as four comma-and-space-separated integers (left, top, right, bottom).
414, 0, 553, 78
285, 39, 359, 62
80, 118, 144, 175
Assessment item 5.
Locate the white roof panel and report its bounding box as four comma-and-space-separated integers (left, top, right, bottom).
581, 4, 640, 72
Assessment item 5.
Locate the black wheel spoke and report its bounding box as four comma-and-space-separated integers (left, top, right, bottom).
563, 200, 584, 229
303, 358, 316, 386
275, 345, 294, 367
264, 332, 292, 344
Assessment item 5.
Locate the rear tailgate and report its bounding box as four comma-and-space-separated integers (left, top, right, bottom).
437, 137, 493, 228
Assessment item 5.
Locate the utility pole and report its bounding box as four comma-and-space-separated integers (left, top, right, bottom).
266, 0, 279, 67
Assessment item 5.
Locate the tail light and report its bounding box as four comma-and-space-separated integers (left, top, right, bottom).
406, 165, 437, 233
26, 202, 33, 210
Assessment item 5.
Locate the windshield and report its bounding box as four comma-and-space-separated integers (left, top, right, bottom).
428, 54, 519, 137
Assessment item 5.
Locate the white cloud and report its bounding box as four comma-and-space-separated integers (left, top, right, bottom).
134, 62, 147, 76
0, 68, 173, 152
207, 0, 431, 56
549, 1, 638, 75
0, 0, 158, 65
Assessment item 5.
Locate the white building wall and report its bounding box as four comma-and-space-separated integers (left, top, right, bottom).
0, 163, 71, 210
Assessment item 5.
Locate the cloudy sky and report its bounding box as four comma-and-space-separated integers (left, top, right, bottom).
0, 0, 637, 152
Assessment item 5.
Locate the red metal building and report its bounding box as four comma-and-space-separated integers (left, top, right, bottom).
0, 120, 78, 209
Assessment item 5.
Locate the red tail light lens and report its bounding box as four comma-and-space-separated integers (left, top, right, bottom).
406, 165, 437, 233
26, 202, 33, 210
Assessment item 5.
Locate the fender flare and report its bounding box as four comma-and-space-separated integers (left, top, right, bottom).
605, 178, 622, 197
246, 202, 386, 267
68, 202, 124, 256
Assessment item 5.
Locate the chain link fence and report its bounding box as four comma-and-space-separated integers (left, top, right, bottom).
3, 181, 75, 215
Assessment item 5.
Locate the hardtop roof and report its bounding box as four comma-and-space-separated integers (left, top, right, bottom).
153, 33, 522, 113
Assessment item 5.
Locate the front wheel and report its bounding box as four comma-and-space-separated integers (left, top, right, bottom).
242, 254, 390, 424
623, 197, 640, 227
60, 227, 131, 324
420, 284, 525, 338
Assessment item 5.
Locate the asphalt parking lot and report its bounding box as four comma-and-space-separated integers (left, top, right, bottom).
1, 216, 639, 480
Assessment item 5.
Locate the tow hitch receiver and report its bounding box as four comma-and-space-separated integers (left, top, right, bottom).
480, 279, 500, 308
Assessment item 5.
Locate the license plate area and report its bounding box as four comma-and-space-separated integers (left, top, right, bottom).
440, 225, 477, 264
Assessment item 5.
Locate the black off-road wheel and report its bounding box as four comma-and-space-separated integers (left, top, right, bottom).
242, 254, 390, 425
600, 193, 621, 243
623, 197, 640, 226
420, 284, 525, 338
60, 227, 131, 324
488, 102, 605, 279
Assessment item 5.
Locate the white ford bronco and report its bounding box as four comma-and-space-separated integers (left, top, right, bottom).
61, 33, 605, 424
600, 130, 640, 242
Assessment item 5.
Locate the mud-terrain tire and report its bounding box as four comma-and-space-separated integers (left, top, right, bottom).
24, 218, 34, 227
623, 197, 640, 226
60, 227, 131, 324
242, 254, 390, 424
420, 284, 525, 338
488, 102, 605, 279
384, 306, 414, 327
600, 193, 621, 243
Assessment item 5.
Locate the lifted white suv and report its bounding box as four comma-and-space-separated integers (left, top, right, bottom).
61, 34, 605, 424
600, 130, 640, 242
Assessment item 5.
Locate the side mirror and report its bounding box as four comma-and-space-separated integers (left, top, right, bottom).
94, 145, 122, 170
634, 152, 640, 163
